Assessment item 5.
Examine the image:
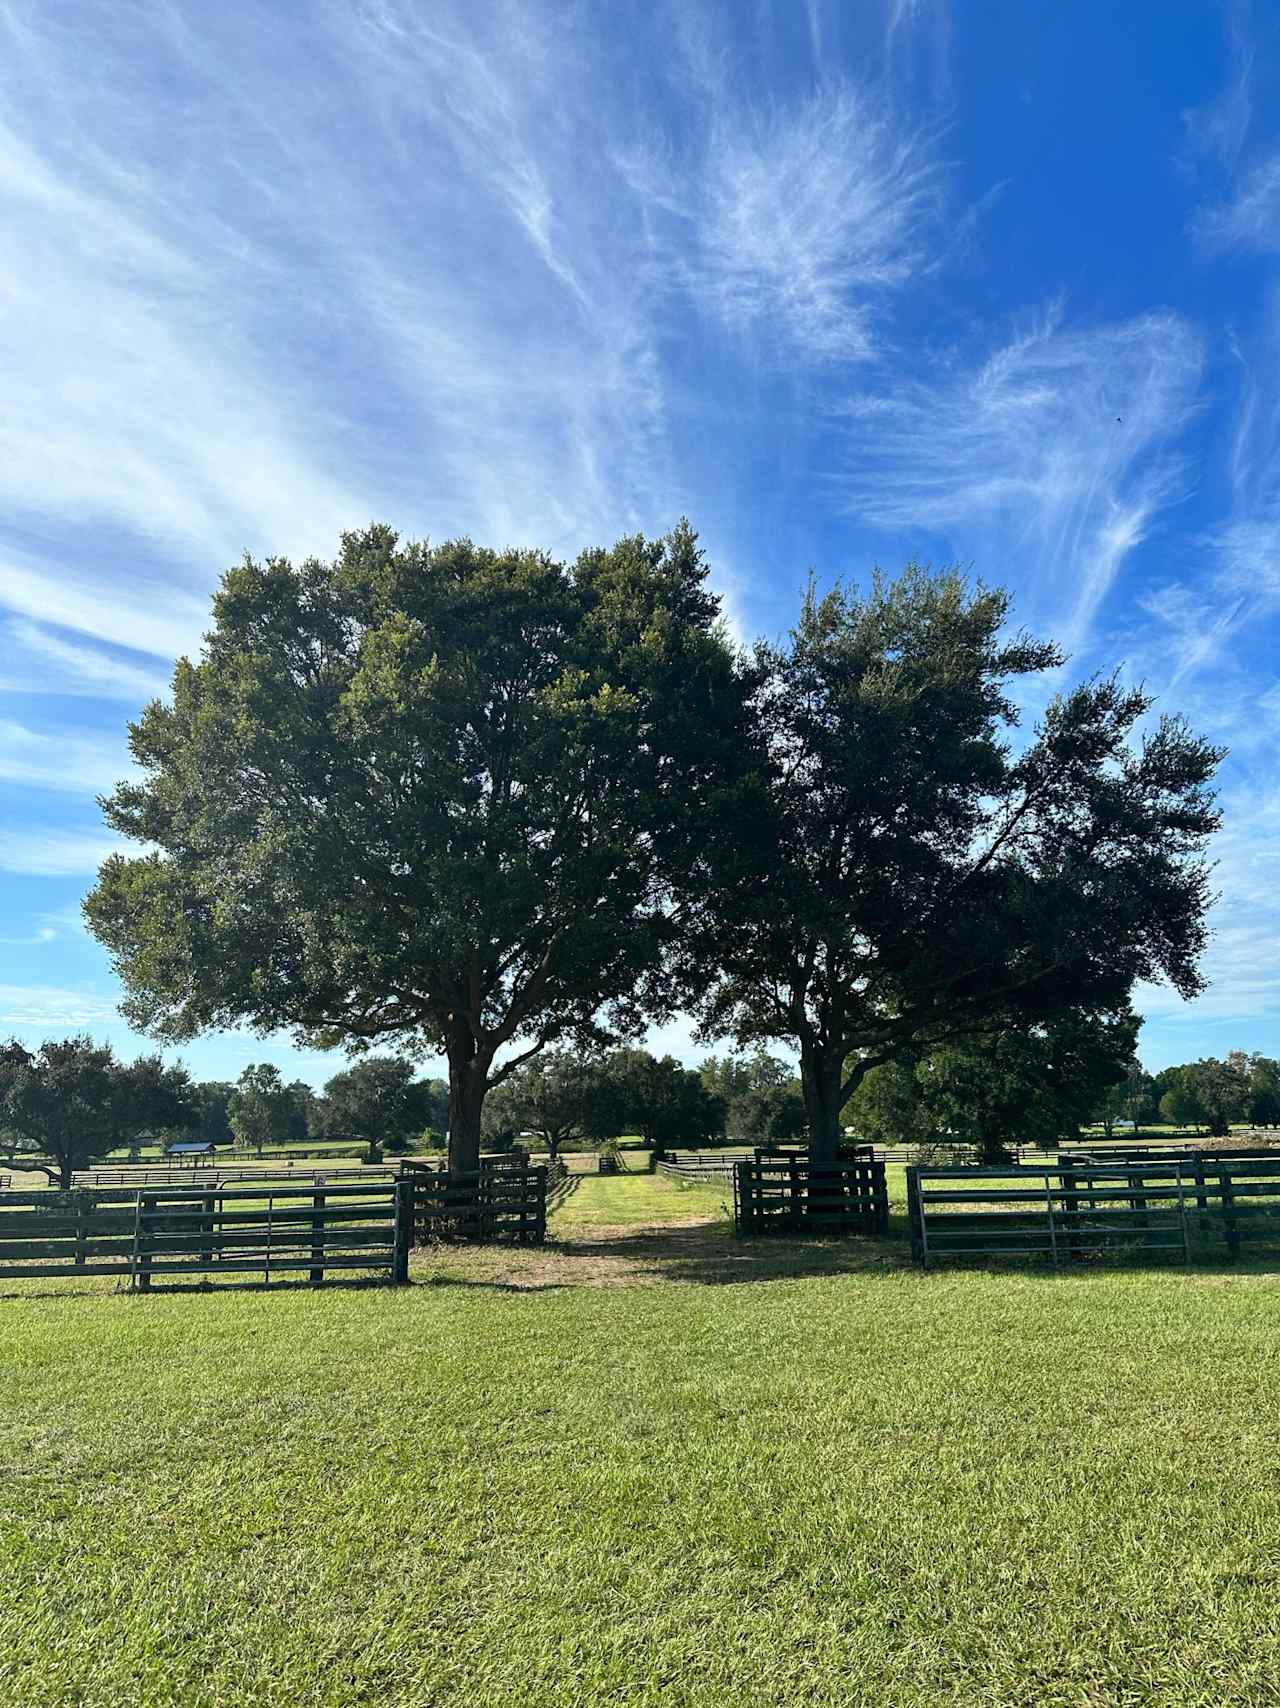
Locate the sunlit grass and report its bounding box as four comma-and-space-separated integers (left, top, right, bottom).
3, 1174, 1280, 1705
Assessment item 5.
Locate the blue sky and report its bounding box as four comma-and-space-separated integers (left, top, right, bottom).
2, 0, 1278, 1085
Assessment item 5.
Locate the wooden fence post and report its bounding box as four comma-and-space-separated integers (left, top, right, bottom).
533, 1166, 547, 1243
138, 1194, 154, 1292
906, 1167, 923, 1264
310, 1189, 326, 1286
1220, 1169, 1240, 1258
202, 1190, 216, 1269
74, 1187, 89, 1270
1193, 1158, 1209, 1240
1059, 1159, 1082, 1262
392, 1178, 412, 1284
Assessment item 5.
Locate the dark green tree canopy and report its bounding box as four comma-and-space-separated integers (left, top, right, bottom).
0, 1037, 196, 1188
603, 1049, 726, 1150
227, 1064, 308, 1153
482, 1052, 624, 1159
321, 1057, 446, 1146
692, 569, 1223, 1158
193, 1081, 235, 1147
915, 1007, 1140, 1163
86, 522, 746, 1173
849, 1009, 1139, 1161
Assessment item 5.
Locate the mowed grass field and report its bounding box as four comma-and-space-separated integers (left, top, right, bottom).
4, 1171, 1280, 1706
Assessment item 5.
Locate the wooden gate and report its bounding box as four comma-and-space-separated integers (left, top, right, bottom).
734, 1153, 889, 1237
400, 1158, 548, 1243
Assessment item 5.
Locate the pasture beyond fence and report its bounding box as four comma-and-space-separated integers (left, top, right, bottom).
908, 1153, 1280, 1268
734, 1153, 889, 1237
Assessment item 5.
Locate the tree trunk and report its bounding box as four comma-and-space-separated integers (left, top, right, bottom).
446, 1046, 489, 1176
800, 1042, 844, 1164
59, 1158, 73, 1191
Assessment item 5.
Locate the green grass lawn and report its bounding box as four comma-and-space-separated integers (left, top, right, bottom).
4, 1174, 1280, 1706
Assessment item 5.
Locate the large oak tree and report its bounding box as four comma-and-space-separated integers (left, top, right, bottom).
693, 569, 1223, 1160
86, 523, 745, 1173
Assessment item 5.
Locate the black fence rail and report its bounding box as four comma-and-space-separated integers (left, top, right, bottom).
401, 1158, 547, 1243
1061, 1144, 1280, 1168
734, 1153, 889, 1237
0, 1179, 410, 1285
908, 1155, 1280, 1268
69, 1164, 399, 1190
655, 1155, 739, 1183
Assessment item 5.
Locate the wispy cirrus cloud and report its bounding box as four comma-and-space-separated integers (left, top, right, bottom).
0, 829, 126, 877
689, 84, 941, 362
1193, 152, 1280, 252
1131, 296, 1280, 694
0, 620, 171, 702
0, 984, 123, 1031
0, 721, 132, 796
834, 306, 1203, 647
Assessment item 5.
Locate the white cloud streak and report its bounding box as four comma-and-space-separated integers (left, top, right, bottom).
0, 829, 125, 876
835, 306, 1203, 647
1, 620, 172, 701
1194, 152, 1280, 252
0, 984, 123, 1030
0, 721, 132, 796
692, 85, 940, 362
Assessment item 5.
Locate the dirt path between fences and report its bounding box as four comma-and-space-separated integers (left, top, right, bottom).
412, 1215, 905, 1291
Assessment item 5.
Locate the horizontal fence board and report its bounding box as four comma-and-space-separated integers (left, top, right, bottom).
910, 1158, 1280, 1269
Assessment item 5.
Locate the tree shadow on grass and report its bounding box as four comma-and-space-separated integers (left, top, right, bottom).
412, 1215, 917, 1291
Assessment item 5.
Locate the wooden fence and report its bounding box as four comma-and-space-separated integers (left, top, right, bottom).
908, 1155, 1280, 1268
734, 1153, 889, 1237
69, 1165, 397, 1190
544, 1159, 574, 1213
0, 1179, 409, 1285
401, 1158, 548, 1243
655, 1155, 739, 1183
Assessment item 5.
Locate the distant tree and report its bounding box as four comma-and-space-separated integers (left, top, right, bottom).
698, 1055, 755, 1107
86, 524, 747, 1176
1159, 1082, 1204, 1132
286, 1080, 325, 1139
691, 570, 1222, 1159
700, 1051, 800, 1141
699, 1051, 790, 1107
321, 1057, 444, 1150
482, 1053, 623, 1160
227, 1064, 307, 1154
120, 1054, 200, 1150
909, 1007, 1139, 1164
1246, 1055, 1280, 1128
605, 1050, 726, 1150
846, 1058, 931, 1148
0, 1037, 195, 1189
193, 1081, 235, 1147
730, 1081, 808, 1145
1178, 1057, 1248, 1138
1092, 1057, 1150, 1137
1122, 1060, 1160, 1129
